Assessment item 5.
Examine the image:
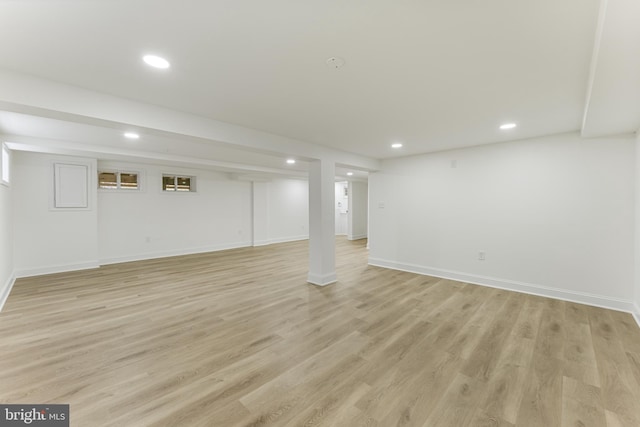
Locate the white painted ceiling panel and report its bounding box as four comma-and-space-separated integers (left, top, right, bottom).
0, 0, 640, 170
0, 0, 608, 162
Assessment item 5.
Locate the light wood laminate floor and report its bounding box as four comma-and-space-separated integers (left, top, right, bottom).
1, 238, 640, 426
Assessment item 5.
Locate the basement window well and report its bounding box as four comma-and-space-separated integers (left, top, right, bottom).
98, 171, 140, 190
162, 175, 195, 192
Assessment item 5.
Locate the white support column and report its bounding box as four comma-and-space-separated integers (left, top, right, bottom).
307, 159, 337, 286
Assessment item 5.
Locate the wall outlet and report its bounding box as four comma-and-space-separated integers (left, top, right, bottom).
478, 251, 485, 261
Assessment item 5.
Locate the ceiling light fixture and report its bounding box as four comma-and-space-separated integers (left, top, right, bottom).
391, 143, 403, 149
499, 123, 517, 130
124, 132, 140, 139
143, 55, 170, 69
347, 172, 353, 176
286, 159, 296, 164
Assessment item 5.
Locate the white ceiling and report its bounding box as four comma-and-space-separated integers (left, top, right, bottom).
0, 110, 301, 167
0, 0, 637, 172
0, 111, 369, 181
581, 0, 640, 137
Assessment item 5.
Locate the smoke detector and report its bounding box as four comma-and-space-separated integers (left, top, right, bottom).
326, 57, 345, 69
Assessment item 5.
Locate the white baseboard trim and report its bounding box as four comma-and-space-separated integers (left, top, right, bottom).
100, 241, 252, 265
16, 261, 100, 279
633, 302, 640, 329
0, 272, 16, 312
13, 238, 309, 278
369, 257, 637, 315
348, 234, 368, 241
307, 272, 338, 286
268, 235, 309, 245
253, 235, 309, 247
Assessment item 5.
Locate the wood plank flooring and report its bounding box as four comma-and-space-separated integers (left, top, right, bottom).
1, 238, 640, 426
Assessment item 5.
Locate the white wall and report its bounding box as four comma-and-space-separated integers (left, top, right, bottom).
335, 181, 348, 235
98, 164, 309, 261
635, 133, 640, 324
0, 146, 14, 309
9, 154, 310, 276
348, 181, 368, 240
13, 152, 99, 276
98, 161, 252, 263
369, 132, 636, 311
266, 178, 308, 243
252, 181, 269, 246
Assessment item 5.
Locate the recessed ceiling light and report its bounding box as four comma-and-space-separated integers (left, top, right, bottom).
143, 55, 170, 69
499, 123, 517, 130
391, 143, 403, 149
124, 132, 140, 139
286, 159, 296, 164
347, 172, 353, 176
